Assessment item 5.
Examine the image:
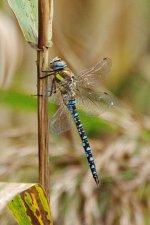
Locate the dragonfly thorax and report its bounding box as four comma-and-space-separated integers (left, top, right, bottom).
54, 69, 76, 101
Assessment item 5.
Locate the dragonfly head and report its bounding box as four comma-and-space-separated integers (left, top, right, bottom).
50, 57, 67, 71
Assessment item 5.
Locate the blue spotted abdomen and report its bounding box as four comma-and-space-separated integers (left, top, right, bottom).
67, 99, 99, 186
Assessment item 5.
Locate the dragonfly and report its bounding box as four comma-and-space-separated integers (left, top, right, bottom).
42, 57, 113, 186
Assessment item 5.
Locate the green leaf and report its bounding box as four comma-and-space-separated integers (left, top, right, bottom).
7, 0, 53, 47
0, 182, 53, 225
7, 0, 38, 46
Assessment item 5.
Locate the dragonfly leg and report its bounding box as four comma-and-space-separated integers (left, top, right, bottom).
40, 70, 54, 79
48, 78, 56, 96
31, 78, 56, 97
31, 94, 43, 97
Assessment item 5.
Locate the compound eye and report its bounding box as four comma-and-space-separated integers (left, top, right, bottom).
50, 59, 67, 70
58, 61, 66, 67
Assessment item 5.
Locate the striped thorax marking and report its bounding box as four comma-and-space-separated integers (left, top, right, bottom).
56, 73, 64, 81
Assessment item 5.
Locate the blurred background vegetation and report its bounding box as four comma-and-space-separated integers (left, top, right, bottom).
0, 0, 150, 225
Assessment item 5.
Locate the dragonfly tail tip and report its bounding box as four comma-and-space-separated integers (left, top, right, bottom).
95, 177, 100, 188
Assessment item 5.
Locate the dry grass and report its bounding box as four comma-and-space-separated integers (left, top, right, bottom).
0, 105, 149, 225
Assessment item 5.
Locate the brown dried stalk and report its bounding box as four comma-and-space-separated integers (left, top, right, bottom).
37, 0, 51, 200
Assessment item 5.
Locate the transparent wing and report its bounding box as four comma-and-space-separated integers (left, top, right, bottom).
49, 103, 71, 135
76, 87, 114, 116
76, 57, 112, 88
49, 57, 112, 133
